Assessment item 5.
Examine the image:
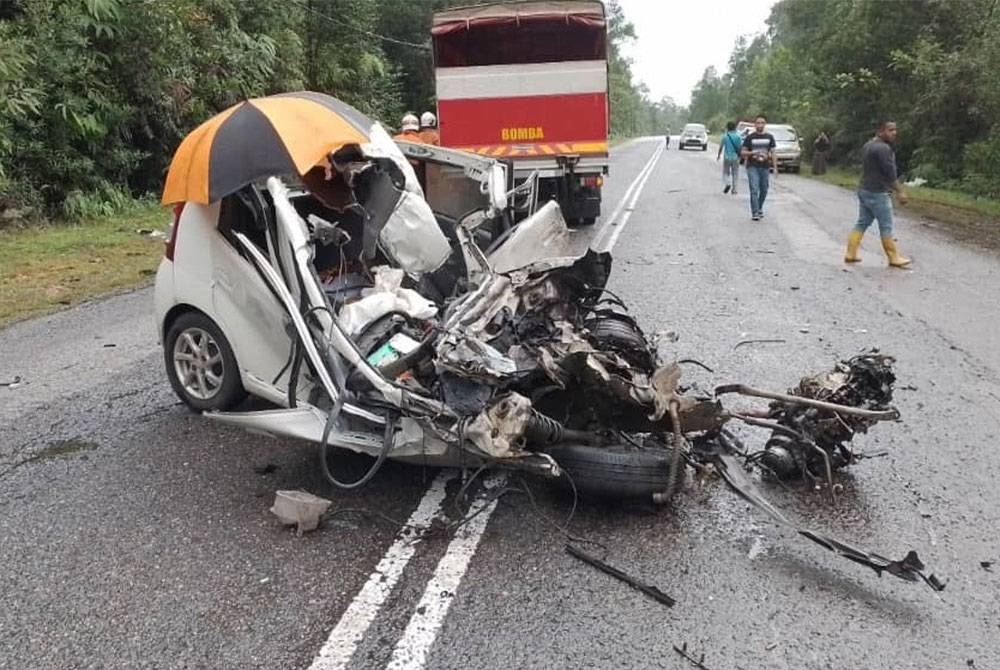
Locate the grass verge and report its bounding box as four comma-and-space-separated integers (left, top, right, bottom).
0, 203, 168, 328
807, 167, 1000, 251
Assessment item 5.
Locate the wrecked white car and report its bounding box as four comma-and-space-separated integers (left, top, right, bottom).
156, 127, 679, 489
156, 93, 942, 590
155, 93, 892, 499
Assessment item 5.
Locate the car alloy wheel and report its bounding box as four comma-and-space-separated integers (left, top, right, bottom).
173, 326, 224, 401
164, 311, 246, 411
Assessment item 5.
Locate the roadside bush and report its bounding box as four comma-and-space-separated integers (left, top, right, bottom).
0, 172, 42, 220
61, 182, 136, 221
962, 135, 1000, 199
905, 161, 949, 189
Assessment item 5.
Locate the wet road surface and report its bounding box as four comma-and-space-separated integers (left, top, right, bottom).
2, 138, 999, 669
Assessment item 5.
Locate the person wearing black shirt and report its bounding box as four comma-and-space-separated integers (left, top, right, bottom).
844, 120, 911, 267
812, 131, 830, 175
740, 115, 777, 221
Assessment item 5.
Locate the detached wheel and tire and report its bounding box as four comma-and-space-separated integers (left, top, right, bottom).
544, 441, 685, 500
164, 312, 246, 411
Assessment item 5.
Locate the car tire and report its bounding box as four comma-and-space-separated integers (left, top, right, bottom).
701, 144, 707, 151
164, 311, 247, 412
543, 441, 686, 500
579, 216, 597, 226
585, 312, 654, 371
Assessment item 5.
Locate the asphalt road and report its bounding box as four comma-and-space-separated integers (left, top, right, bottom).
2, 137, 999, 669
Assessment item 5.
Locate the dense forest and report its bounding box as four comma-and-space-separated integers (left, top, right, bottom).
687, 0, 1000, 199
0, 0, 670, 220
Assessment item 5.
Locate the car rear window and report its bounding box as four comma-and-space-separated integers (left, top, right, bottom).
768, 127, 797, 141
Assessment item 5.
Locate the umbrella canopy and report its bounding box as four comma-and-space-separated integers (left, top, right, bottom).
161, 91, 375, 205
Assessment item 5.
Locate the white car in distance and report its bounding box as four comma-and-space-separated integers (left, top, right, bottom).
678, 123, 709, 151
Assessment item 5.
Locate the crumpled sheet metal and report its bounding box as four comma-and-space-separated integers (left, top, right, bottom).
379, 190, 451, 274
443, 273, 517, 335
487, 200, 574, 274
437, 337, 519, 380
465, 393, 533, 458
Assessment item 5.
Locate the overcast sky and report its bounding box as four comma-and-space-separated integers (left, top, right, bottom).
616, 0, 777, 106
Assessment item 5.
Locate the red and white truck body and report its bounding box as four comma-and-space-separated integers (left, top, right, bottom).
431, 1, 609, 223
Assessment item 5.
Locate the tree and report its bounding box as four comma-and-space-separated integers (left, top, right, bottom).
688, 67, 729, 129
690, 0, 1000, 195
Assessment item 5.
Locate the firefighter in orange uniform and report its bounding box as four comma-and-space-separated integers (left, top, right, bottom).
419, 112, 440, 146
393, 113, 426, 188
394, 113, 422, 142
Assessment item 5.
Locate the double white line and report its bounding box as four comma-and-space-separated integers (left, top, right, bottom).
593, 139, 665, 253
307, 139, 665, 670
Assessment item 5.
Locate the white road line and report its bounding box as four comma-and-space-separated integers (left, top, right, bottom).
383, 474, 506, 670
307, 470, 456, 670
594, 140, 665, 252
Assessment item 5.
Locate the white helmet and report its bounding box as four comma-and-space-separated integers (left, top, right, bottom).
420, 111, 437, 129
401, 113, 419, 132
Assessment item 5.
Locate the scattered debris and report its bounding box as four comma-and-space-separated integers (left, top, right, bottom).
254, 463, 278, 475
1, 375, 22, 388
981, 561, 994, 572
673, 642, 713, 669
565, 544, 675, 608
102, 343, 116, 348
733, 338, 785, 350
713, 453, 945, 591
136, 228, 168, 240
270, 490, 332, 535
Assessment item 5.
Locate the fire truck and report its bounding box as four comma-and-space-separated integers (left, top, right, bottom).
431, 1, 610, 224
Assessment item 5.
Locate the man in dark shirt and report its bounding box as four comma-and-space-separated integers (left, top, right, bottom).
844, 120, 911, 267
740, 115, 777, 221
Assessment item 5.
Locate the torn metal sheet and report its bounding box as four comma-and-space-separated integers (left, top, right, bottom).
378, 189, 450, 273
487, 200, 574, 274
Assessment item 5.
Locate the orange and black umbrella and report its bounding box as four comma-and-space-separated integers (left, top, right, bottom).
161, 91, 374, 205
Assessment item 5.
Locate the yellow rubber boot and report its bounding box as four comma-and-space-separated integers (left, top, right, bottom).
844, 230, 863, 263
881, 237, 911, 267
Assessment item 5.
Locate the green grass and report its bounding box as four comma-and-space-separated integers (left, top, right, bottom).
0, 203, 168, 328
808, 167, 1000, 220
